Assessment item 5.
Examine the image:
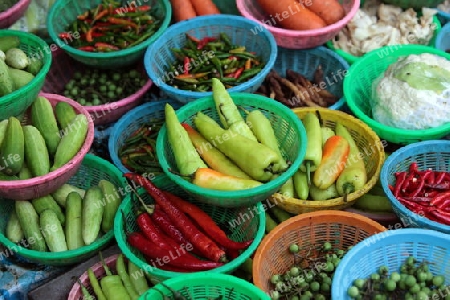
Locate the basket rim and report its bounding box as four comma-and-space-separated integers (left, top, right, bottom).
271, 107, 384, 207
0, 29, 52, 105
108, 99, 181, 174
114, 180, 267, 278
144, 272, 270, 298
236, 0, 360, 37
380, 140, 450, 232
0, 0, 31, 19
344, 44, 450, 138
0, 93, 95, 191
144, 15, 278, 98
326, 15, 442, 64
435, 21, 450, 51
155, 92, 307, 201
46, 0, 172, 59
0, 154, 127, 262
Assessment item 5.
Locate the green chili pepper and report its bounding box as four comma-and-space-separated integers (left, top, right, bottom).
88, 268, 107, 300
127, 260, 149, 296
211, 57, 223, 78
100, 275, 132, 300
237, 68, 262, 82
116, 254, 139, 300
185, 38, 197, 50
220, 32, 232, 47
77, 278, 95, 300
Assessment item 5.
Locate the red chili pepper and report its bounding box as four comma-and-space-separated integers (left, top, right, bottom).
425, 183, 450, 190
398, 198, 429, 214
401, 172, 416, 194
95, 42, 119, 51
436, 198, 450, 210
186, 33, 200, 43
228, 56, 238, 61
394, 172, 407, 198
77, 11, 89, 21
58, 32, 72, 39
426, 172, 435, 184
409, 162, 419, 174
197, 37, 217, 50
409, 170, 432, 197
85, 28, 94, 42
233, 67, 244, 79
77, 46, 95, 52
435, 172, 446, 184
444, 173, 450, 182
114, 5, 151, 14
163, 191, 253, 251
127, 232, 224, 270
400, 197, 432, 203
136, 212, 175, 252
430, 191, 450, 207
183, 57, 190, 75
145, 256, 190, 273
428, 209, 450, 225
124, 173, 227, 263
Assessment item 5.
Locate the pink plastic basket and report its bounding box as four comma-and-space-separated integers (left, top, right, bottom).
68, 254, 119, 300
42, 48, 152, 126
0, 93, 94, 200
0, 0, 31, 29
236, 0, 360, 49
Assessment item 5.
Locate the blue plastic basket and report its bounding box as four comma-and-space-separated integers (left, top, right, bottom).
273, 46, 349, 110
380, 140, 450, 234
144, 15, 278, 104
332, 228, 450, 299
108, 100, 182, 177
436, 22, 450, 51
438, 9, 450, 25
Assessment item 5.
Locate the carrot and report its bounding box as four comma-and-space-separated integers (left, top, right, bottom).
256, 0, 326, 31
190, 0, 220, 16
169, 0, 197, 22
305, 0, 345, 25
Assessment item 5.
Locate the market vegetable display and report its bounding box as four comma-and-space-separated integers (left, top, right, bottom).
124, 173, 254, 271
331, 0, 437, 56
62, 0, 162, 52
372, 53, 450, 130
170, 0, 220, 22
0, 36, 43, 97
256, 68, 339, 108
268, 242, 352, 299
5, 180, 122, 251
390, 162, 450, 226
0, 96, 88, 180
280, 112, 368, 201
62, 68, 147, 106
347, 255, 450, 299
255, 0, 344, 30
118, 120, 164, 175
163, 33, 264, 92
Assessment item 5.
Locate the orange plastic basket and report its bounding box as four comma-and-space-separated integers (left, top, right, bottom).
252, 210, 386, 294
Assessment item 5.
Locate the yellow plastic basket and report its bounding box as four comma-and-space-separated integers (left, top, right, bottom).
270, 107, 385, 214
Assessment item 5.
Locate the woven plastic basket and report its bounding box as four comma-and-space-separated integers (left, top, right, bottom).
236, 0, 360, 49
41, 48, 152, 125
381, 0, 444, 9
114, 174, 266, 281
253, 210, 386, 294
344, 45, 450, 145
332, 228, 450, 299
438, 8, 450, 25
435, 22, 450, 52
68, 254, 120, 300
46, 0, 171, 69
144, 15, 278, 104
0, 93, 94, 200
108, 100, 182, 176
0, 30, 52, 120
0, 0, 31, 28
141, 273, 270, 299
326, 15, 441, 65
0, 154, 127, 266
272, 46, 349, 110
156, 93, 307, 208
380, 140, 450, 234
270, 107, 385, 215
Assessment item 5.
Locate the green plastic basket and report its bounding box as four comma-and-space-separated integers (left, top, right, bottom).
140, 273, 270, 299
114, 174, 266, 281
344, 45, 450, 145
326, 15, 441, 65
46, 0, 171, 69
0, 154, 128, 266
0, 30, 52, 120
155, 93, 307, 208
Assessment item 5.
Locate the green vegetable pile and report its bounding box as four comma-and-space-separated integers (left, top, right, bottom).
269, 242, 351, 300
62, 68, 147, 106
347, 255, 450, 299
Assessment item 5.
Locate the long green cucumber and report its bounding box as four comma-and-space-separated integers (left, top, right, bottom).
23, 125, 50, 177
0, 117, 24, 175
52, 184, 86, 208
354, 194, 393, 213
31, 96, 61, 156
6, 210, 24, 243
99, 180, 122, 233
0, 59, 13, 96
32, 195, 65, 226
128, 260, 149, 295
65, 192, 85, 250
82, 186, 104, 245
0, 119, 8, 148
40, 209, 68, 252
51, 114, 88, 171
0, 36, 20, 52
15, 201, 47, 251
54, 102, 77, 131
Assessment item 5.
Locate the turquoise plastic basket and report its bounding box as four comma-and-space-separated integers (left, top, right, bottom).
273, 46, 349, 110
436, 22, 450, 52
46, 0, 171, 68
332, 228, 450, 299
0, 30, 52, 120
114, 175, 266, 281
344, 45, 450, 145
144, 15, 278, 104
155, 93, 307, 208
140, 273, 270, 299
380, 140, 450, 234
108, 100, 182, 176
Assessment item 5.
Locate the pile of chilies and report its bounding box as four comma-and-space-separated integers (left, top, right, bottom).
390, 162, 450, 225
124, 173, 253, 272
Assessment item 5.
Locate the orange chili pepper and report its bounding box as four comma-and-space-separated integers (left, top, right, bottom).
245, 59, 251, 70
175, 72, 208, 79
